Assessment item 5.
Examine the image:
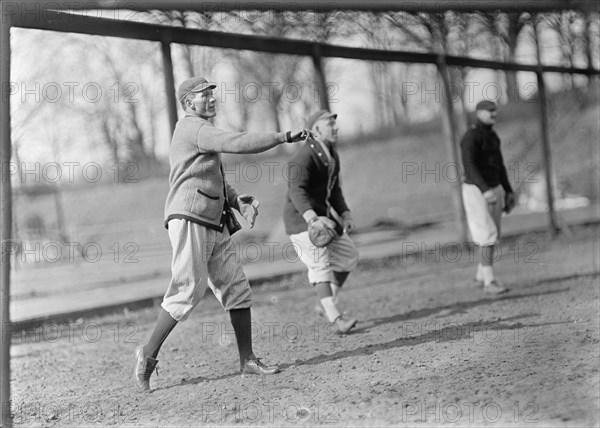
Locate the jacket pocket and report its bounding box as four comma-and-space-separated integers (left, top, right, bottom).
191, 188, 222, 220
196, 188, 220, 200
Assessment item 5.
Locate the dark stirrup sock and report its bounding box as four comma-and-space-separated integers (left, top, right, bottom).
314, 282, 333, 299
143, 308, 178, 359
229, 308, 254, 365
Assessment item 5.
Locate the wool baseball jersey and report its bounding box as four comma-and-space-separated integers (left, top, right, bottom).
283, 139, 350, 235
460, 120, 513, 193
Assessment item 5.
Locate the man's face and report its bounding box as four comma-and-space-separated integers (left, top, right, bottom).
476, 108, 497, 125
314, 116, 338, 144
188, 89, 216, 118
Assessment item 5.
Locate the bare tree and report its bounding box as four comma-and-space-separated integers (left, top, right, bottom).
387, 11, 473, 124
352, 13, 404, 127
585, 12, 600, 71
539, 11, 580, 89
143, 10, 216, 77
503, 12, 531, 98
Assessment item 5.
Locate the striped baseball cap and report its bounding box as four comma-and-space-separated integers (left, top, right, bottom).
177, 76, 216, 102
306, 109, 337, 130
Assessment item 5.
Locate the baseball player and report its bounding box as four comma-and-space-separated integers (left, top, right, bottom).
460, 100, 516, 294
134, 76, 312, 391
283, 109, 359, 334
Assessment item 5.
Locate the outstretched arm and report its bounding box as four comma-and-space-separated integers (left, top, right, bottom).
198, 126, 311, 154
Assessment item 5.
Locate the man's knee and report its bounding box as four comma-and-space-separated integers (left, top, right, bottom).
333, 271, 350, 286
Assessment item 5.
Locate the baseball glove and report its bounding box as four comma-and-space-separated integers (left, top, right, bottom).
308, 216, 338, 247
503, 191, 516, 214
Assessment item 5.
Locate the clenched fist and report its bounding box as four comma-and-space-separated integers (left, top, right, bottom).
285, 129, 315, 143
482, 189, 497, 204
503, 191, 516, 214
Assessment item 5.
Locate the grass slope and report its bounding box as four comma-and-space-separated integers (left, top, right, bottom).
13, 89, 599, 256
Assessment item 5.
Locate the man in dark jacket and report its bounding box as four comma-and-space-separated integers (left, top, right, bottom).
283, 110, 359, 334
461, 100, 516, 294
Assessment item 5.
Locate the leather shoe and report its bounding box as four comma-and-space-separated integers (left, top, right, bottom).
134, 345, 158, 391
241, 355, 280, 376
483, 280, 508, 294
334, 315, 357, 335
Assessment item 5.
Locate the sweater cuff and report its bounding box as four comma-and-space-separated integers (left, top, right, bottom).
302, 210, 318, 223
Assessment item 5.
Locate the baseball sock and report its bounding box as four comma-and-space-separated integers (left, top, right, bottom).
314, 282, 341, 322
229, 308, 253, 365
332, 272, 350, 304
481, 266, 495, 286
481, 246, 496, 286
320, 296, 342, 322
143, 308, 178, 359
315, 282, 333, 299
330, 283, 341, 303
475, 263, 484, 282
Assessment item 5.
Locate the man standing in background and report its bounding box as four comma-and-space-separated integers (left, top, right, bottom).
461, 100, 516, 294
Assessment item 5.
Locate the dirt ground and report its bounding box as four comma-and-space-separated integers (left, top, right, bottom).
9, 224, 600, 427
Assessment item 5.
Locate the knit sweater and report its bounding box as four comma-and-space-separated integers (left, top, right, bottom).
164, 115, 285, 232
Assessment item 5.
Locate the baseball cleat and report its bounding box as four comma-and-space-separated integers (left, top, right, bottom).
241, 355, 280, 376
134, 345, 159, 391
483, 280, 508, 294
334, 315, 357, 335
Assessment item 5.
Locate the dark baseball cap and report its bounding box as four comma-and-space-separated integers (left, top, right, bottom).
177, 76, 216, 102
475, 100, 497, 111
306, 109, 337, 130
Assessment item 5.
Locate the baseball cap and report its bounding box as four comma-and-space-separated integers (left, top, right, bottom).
306, 109, 337, 130
475, 100, 497, 111
177, 76, 216, 102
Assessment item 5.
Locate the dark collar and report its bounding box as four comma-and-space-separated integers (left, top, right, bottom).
307, 140, 332, 168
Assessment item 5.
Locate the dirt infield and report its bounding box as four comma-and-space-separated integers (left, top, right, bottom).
9, 224, 600, 427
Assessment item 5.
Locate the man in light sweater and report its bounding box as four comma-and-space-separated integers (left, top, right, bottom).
134, 76, 311, 391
